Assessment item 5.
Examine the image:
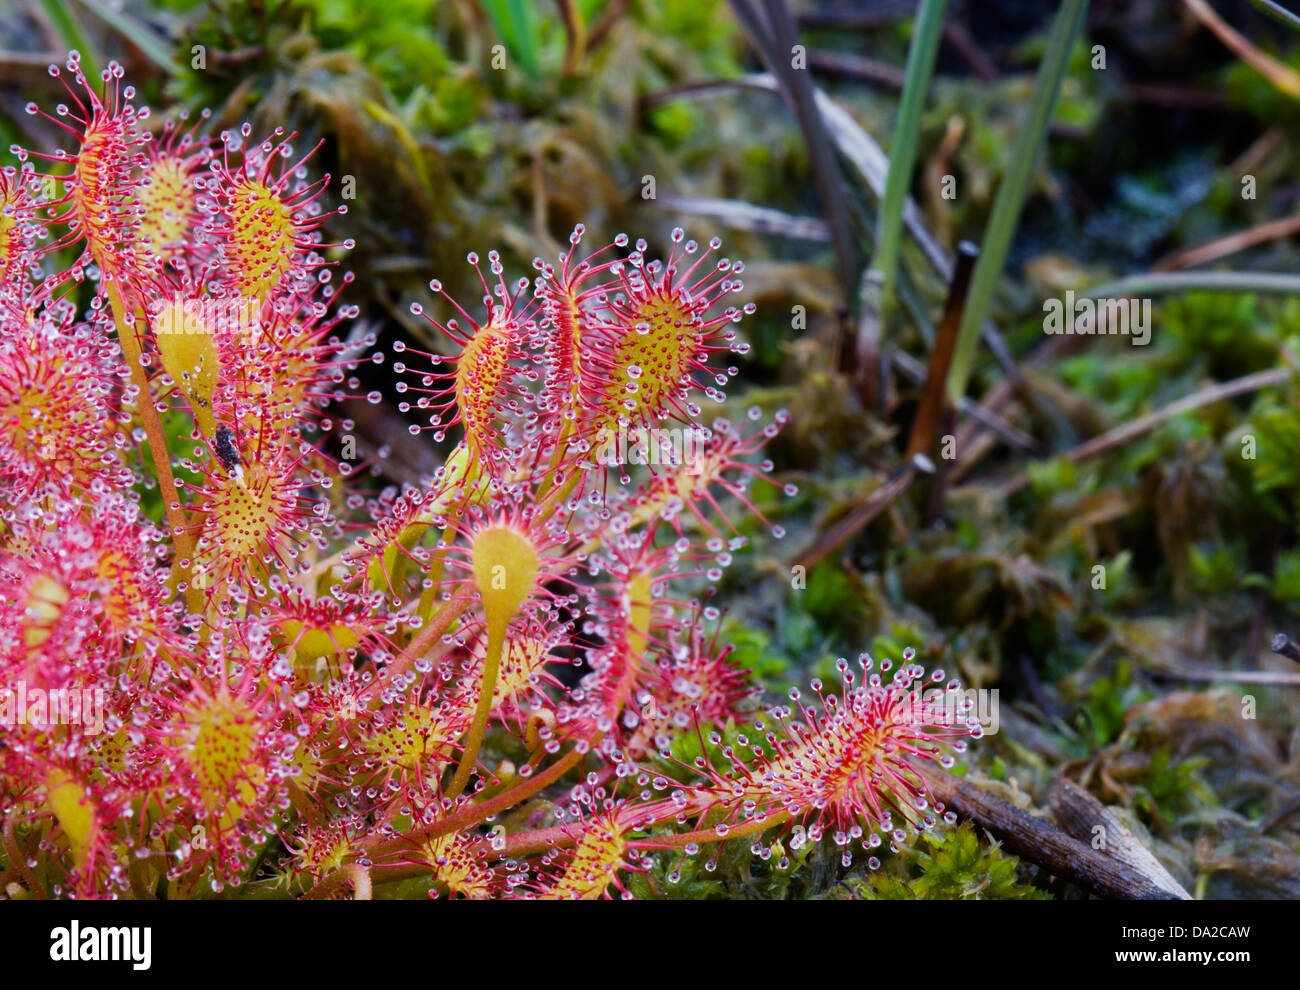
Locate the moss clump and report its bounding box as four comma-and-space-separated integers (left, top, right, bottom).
850, 823, 1052, 900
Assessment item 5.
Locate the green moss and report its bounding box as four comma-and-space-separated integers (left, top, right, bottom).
1134, 747, 1210, 821
851, 823, 1051, 900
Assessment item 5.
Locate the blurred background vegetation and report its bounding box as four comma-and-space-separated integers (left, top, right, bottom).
5, 0, 1300, 898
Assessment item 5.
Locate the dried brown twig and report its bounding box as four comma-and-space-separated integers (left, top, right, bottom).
999, 368, 1291, 497
915, 764, 1183, 899
1049, 778, 1192, 899
1270, 633, 1300, 665
1182, 0, 1300, 98
1153, 213, 1300, 272
905, 242, 979, 460
794, 455, 934, 572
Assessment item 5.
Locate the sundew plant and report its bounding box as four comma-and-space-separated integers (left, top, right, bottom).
0, 54, 981, 900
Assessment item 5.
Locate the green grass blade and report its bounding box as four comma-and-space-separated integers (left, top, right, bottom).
36, 0, 101, 82
77, 0, 180, 74
1244, 0, 1300, 34
944, 0, 1090, 403
874, 0, 948, 329
481, 0, 541, 79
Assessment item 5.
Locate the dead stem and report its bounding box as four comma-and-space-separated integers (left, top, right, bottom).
914, 763, 1181, 899
999, 368, 1291, 497
795, 454, 934, 571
